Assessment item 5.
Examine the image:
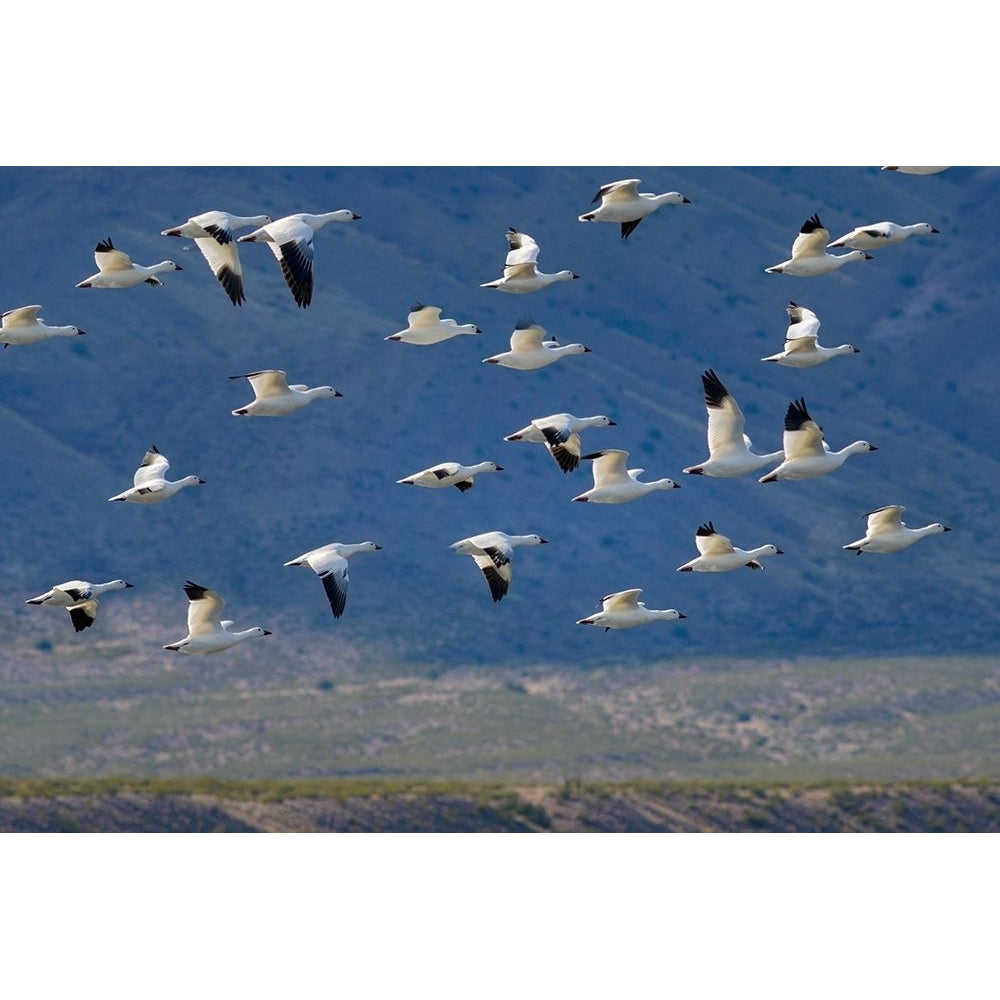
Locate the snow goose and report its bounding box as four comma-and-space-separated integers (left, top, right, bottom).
480, 228, 579, 293
577, 589, 686, 631
843, 505, 951, 555
683, 370, 783, 477
482, 320, 591, 370
450, 531, 548, 603
384, 303, 481, 345
760, 302, 859, 368
397, 461, 503, 492
237, 210, 361, 308
76, 238, 182, 289
228, 369, 342, 417
161, 210, 272, 305
572, 449, 680, 503
758, 398, 877, 483
163, 581, 271, 653
764, 215, 872, 276
108, 445, 205, 504
578, 178, 690, 239
827, 220, 940, 250
881, 166, 950, 174
283, 541, 381, 620
504, 412, 617, 473
25, 579, 133, 632
676, 522, 782, 573
1, 305, 85, 348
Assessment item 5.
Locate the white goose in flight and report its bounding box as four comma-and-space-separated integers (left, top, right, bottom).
238, 210, 361, 308
578, 177, 690, 239
163, 581, 271, 653
161, 210, 272, 305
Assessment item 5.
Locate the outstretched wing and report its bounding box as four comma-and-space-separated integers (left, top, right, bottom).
134, 445, 169, 488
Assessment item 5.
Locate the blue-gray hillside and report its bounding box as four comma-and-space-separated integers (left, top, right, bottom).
1, 166, 996, 665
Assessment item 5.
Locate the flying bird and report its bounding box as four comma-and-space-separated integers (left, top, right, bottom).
759, 398, 877, 482
676, 522, 783, 572
161, 210, 272, 305
384, 303, 481, 345
843, 505, 951, 554
827, 220, 939, 251
163, 581, 271, 653
480, 228, 579, 293
578, 177, 690, 239
760, 302, 860, 368
450, 531, 548, 603
572, 449, 680, 503
283, 541, 381, 619
504, 413, 617, 473
25, 579, 134, 632
577, 589, 686, 631
764, 214, 872, 276
228, 369, 342, 417
1, 304, 85, 348
397, 461, 503, 492
482, 319, 590, 370
108, 445, 205, 504
238, 210, 361, 308
76, 238, 182, 288
683, 370, 783, 477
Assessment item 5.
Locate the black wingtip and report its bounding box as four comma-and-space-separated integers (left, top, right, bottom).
696, 521, 716, 536
800, 214, 823, 233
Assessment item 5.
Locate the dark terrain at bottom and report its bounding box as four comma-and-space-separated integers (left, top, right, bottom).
2, 780, 999, 832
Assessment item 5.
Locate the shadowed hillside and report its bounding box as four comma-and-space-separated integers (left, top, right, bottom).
1, 166, 998, 668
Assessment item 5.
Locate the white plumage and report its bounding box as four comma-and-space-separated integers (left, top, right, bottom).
397, 461, 503, 492
108, 445, 205, 504
683, 370, 783, 477
1, 304, 86, 348
238, 210, 361, 308
482, 320, 590, 370
163, 581, 271, 653
504, 413, 617, 473
765, 214, 872, 276
384, 303, 481, 345
283, 541, 381, 619
577, 589, 686, 631
676, 522, 783, 572
228, 369, 342, 417
450, 532, 548, 603
843, 505, 951, 554
759, 398, 878, 483
481, 228, 579, 293
572, 449, 680, 503
760, 302, 860, 368
578, 177, 690, 239
76, 237, 182, 289
827, 220, 939, 251
161, 210, 272, 305
25, 579, 134, 632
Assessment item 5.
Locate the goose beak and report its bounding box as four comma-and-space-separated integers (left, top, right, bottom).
125, 582, 135, 588
539, 538, 549, 544
676, 612, 688, 618
494, 465, 505, 471
262, 629, 273, 636
775, 549, 784, 555
351, 213, 362, 220
943, 526, 952, 532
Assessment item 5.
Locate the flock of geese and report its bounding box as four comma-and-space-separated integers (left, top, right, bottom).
15, 169, 954, 647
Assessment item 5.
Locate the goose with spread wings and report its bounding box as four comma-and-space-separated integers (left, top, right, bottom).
163, 581, 271, 653
481, 228, 579, 293
578, 177, 690, 239
162, 210, 272, 305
